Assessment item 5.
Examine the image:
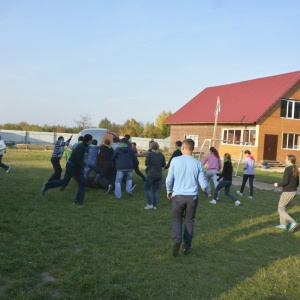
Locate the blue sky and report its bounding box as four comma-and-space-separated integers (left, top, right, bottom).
1, 0, 299, 127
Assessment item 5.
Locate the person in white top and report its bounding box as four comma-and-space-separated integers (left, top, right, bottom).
0, 135, 10, 173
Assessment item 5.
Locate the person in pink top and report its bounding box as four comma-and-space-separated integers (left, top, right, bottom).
202, 147, 222, 197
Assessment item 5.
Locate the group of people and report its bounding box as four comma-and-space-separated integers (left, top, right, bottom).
41, 133, 172, 207
39, 132, 299, 256
169, 145, 299, 257
202, 147, 256, 207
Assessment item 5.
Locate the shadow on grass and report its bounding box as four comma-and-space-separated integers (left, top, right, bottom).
1, 160, 300, 299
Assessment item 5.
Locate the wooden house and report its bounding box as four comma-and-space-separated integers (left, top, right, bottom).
166, 71, 300, 164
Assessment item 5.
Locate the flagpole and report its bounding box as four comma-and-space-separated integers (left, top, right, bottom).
212, 96, 220, 146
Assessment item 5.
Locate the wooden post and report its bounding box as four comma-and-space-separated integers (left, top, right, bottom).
212, 96, 220, 146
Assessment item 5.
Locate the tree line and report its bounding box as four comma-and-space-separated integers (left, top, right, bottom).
0, 111, 172, 139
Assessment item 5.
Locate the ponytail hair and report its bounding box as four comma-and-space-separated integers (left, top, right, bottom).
210, 146, 220, 159
287, 155, 299, 177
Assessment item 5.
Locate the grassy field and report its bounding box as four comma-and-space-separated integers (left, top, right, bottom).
1, 149, 300, 299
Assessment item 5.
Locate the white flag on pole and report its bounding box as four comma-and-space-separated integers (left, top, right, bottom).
214, 96, 221, 116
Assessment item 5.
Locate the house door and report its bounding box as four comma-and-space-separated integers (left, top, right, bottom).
263, 134, 278, 160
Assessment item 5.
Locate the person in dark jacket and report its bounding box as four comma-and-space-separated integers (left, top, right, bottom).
48, 134, 72, 182
144, 142, 166, 210
164, 141, 182, 170
209, 153, 241, 206
131, 142, 146, 182
274, 154, 299, 232
41, 134, 93, 206
99, 139, 114, 193
111, 138, 138, 199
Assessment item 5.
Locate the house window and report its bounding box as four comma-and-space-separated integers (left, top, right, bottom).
244, 130, 256, 145
222, 129, 242, 145
222, 129, 256, 145
281, 99, 300, 119
185, 135, 198, 147
282, 133, 300, 149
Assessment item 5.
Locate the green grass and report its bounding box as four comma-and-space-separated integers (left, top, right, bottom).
1, 150, 300, 299
234, 162, 284, 184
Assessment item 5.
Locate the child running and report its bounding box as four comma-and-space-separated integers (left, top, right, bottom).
209, 153, 241, 206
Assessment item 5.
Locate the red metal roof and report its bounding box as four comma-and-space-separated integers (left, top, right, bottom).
166, 71, 300, 124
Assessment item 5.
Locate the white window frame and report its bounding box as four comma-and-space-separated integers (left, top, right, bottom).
185, 134, 198, 147
282, 133, 300, 150
281, 98, 300, 120
222, 128, 256, 146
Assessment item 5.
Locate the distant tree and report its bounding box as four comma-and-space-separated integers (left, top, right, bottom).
74, 113, 93, 131
156, 110, 172, 138
120, 118, 144, 137
0, 122, 77, 133
98, 117, 111, 129
143, 122, 160, 138
98, 118, 120, 135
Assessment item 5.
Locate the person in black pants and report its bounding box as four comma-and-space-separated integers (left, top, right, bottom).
48, 135, 72, 182
132, 142, 146, 182
41, 134, 93, 206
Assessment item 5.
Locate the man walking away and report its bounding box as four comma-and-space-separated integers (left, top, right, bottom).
166, 139, 208, 257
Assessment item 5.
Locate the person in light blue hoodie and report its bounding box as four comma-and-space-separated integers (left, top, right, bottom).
236, 150, 255, 199
166, 139, 208, 257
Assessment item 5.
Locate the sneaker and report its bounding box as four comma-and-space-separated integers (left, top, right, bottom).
106, 184, 113, 194
288, 222, 298, 233
208, 193, 211, 197
248, 196, 253, 200
153, 206, 157, 210
127, 192, 133, 197
276, 224, 287, 230
131, 184, 137, 193
73, 202, 84, 207
41, 183, 47, 195
235, 200, 241, 206
209, 199, 217, 204
183, 248, 191, 255
172, 242, 181, 257
236, 191, 243, 196
144, 204, 153, 210
6, 167, 11, 173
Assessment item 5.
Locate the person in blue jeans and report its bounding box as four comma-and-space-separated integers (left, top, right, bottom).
166, 139, 208, 257
210, 153, 241, 206
144, 142, 166, 210
41, 134, 93, 206
84, 139, 101, 187
111, 137, 138, 199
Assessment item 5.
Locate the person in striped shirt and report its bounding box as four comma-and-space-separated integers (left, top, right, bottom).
48, 135, 72, 182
